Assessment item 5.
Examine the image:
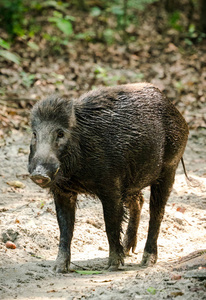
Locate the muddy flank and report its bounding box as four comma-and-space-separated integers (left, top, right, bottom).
0, 129, 206, 299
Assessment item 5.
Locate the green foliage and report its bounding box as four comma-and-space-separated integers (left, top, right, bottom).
42, 33, 70, 53
94, 0, 158, 41
0, 0, 27, 37
0, 37, 21, 65
41, 0, 69, 11
20, 71, 36, 88
51, 72, 65, 85
1, 0, 204, 51
147, 287, 157, 295
0, 38, 10, 50
169, 11, 183, 32
168, 10, 206, 45
90, 7, 102, 17
184, 23, 206, 44
111, 0, 158, 11
27, 41, 40, 51
49, 11, 74, 36
0, 88, 6, 96
103, 29, 116, 45
0, 50, 20, 64
94, 65, 143, 86
78, 0, 158, 43
94, 65, 108, 81
0, 0, 71, 40
0, 38, 20, 64
75, 31, 96, 42
174, 80, 184, 93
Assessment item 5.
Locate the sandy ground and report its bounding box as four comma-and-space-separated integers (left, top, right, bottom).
0, 129, 206, 300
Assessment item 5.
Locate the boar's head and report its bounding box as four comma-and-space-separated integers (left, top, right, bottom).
28, 96, 77, 188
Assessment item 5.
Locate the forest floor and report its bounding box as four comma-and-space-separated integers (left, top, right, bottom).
0, 4, 206, 299
0, 129, 206, 299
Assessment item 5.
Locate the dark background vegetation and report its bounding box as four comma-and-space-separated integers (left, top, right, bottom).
0, 0, 206, 137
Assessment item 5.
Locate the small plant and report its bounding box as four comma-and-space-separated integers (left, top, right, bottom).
0, 38, 20, 64
39, 200, 46, 209
75, 31, 96, 42
184, 23, 206, 45
20, 72, 36, 88
174, 80, 184, 93
49, 11, 74, 36
169, 11, 183, 32
0, 38, 10, 50
147, 286, 157, 295
94, 65, 108, 80
51, 72, 65, 85
27, 41, 39, 51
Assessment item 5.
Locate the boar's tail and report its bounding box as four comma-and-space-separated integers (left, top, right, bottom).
181, 157, 190, 181
181, 157, 200, 187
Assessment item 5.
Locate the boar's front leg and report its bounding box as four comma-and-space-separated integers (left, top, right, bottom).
53, 191, 77, 273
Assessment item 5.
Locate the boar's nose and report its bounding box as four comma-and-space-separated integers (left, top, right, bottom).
29, 164, 58, 187
30, 174, 51, 187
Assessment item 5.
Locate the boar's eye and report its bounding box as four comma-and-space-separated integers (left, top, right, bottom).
57, 130, 64, 139
33, 131, 37, 139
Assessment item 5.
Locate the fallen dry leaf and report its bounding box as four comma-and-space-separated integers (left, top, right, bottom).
6, 181, 25, 188
170, 291, 184, 297
170, 273, 182, 280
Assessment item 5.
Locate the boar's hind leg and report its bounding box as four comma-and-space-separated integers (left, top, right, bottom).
123, 192, 144, 255
53, 192, 77, 273
141, 166, 177, 267
100, 191, 125, 271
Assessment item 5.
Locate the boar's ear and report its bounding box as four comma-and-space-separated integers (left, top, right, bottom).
69, 100, 76, 128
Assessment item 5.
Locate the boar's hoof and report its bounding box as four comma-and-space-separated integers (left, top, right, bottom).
140, 251, 157, 268
107, 252, 125, 271
123, 241, 137, 256
53, 252, 70, 273
53, 261, 69, 273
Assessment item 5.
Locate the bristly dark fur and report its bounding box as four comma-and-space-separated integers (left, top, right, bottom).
31, 94, 75, 129
28, 83, 189, 272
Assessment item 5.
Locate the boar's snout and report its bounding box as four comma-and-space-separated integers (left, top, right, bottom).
30, 172, 51, 187
29, 160, 60, 188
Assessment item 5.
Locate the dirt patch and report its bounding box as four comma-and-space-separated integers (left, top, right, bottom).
0, 129, 206, 299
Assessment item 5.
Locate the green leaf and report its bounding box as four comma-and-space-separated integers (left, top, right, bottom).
75, 270, 102, 275
147, 287, 156, 295
27, 41, 39, 51
90, 7, 102, 17
0, 50, 20, 64
42, 1, 69, 11
0, 38, 10, 50
53, 10, 63, 18
56, 19, 73, 36
110, 6, 124, 16
65, 15, 76, 22
48, 16, 58, 23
